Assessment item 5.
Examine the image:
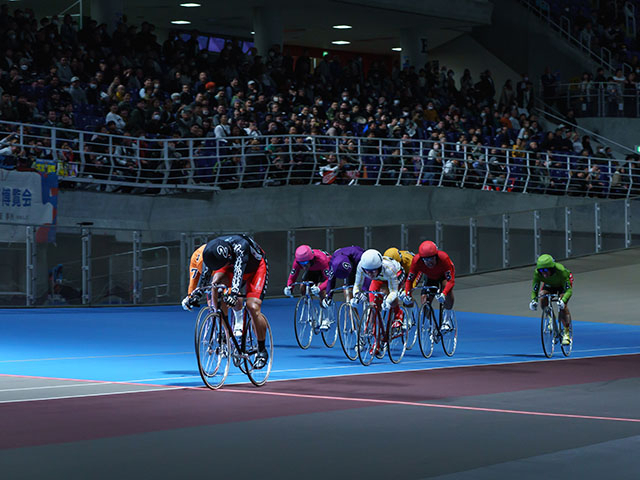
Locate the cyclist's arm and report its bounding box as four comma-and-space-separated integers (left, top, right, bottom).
324, 266, 337, 298
405, 255, 420, 293
287, 262, 300, 287
441, 255, 456, 296
188, 270, 201, 295
384, 262, 400, 303
353, 266, 363, 296
230, 241, 250, 294
561, 270, 573, 303
531, 270, 541, 300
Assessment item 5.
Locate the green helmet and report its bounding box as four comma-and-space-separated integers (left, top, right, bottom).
536, 254, 555, 269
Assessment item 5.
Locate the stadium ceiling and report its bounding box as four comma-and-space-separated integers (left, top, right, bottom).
15, 0, 493, 54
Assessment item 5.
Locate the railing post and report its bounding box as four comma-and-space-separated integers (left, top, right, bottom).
364, 226, 372, 250
594, 203, 602, 253
81, 228, 91, 305
162, 140, 170, 190
132, 231, 142, 304
325, 228, 334, 254
25, 226, 35, 306
625, 198, 632, 247
180, 233, 188, 296
534, 210, 542, 261
287, 230, 296, 272
400, 224, 408, 251
565, 207, 572, 258
502, 214, 510, 268
469, 217, 477, 273
435, 221, 443, 249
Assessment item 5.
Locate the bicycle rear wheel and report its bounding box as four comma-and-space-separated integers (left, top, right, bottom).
244, 314, 273, 387
321, 301, 338, 348
387, 308, 407, 364
441, 309, 458, 357
357, 305, 376, 366
196, 313, 230, 390
561, 321, 573, 357
338, 303, 360, 361
294, 296, 313, 349
418, 304, 435, 358
541, 307, 555, 358
405, 304, 419, 351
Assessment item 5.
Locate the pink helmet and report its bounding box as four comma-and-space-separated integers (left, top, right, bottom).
295, 245, 314, 263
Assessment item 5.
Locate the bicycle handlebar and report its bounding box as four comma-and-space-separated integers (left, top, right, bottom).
289, 281, 316, 287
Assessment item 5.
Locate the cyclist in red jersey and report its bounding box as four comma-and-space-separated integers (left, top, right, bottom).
404, 241, 456, 326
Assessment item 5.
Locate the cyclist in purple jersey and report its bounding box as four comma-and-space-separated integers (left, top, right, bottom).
322, 245, 370, 308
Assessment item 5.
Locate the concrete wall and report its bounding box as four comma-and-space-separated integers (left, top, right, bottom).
577, 117, 640, 154
57, 185, 599, 233
472, 0, 596, 84
430, 34, 521, 98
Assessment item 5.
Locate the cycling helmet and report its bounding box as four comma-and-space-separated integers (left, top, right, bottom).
295, 245, 314, 263
383, 247, 402, 263
536, 254, 555, 270
419, 241, 438, 258
360, 249, 383, 271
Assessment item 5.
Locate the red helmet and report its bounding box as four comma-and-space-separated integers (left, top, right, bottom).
419, 241, 438, 258
295, 245, 314, 263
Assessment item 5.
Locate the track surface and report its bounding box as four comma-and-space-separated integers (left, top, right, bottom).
2, 250, 640, 479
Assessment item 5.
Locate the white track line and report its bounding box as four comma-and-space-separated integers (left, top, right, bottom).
0, 387, 181, 404
0, 352, 192, 363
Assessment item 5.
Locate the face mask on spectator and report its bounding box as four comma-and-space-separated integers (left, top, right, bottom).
152, 114, 161, 121
20, 64, 28, 71
90, 83, 97, 89
154, 83, 160, 88
342, 96, 348, 101
202, 110, 209, 116
394, 99, 400, 106
9, 34, 16, 40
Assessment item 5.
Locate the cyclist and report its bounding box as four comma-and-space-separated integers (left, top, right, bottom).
351, 248, 405, 326
182, 234, 270, 369
529, 254, 573, 345
181, 243, 244, 337
383, 247, 419, 301
323, 245, 370, 306
404, 240, 456, 328
284, 244, 332, 329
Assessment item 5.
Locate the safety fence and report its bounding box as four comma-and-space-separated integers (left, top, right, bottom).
544, 81, 640, 117
1, 196, 638, 307
1, 120, 638, 198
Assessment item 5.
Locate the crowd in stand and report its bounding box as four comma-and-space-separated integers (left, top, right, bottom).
0, 4, 638, 197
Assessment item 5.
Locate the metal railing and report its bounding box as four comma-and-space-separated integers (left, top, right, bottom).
520, 0, 632, 75
0, 120, 638, 198
542, 81, 640, 118
2, 195, 639, 306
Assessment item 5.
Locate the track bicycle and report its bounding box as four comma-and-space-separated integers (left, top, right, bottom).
540, 293, 572, 358
195, 284, 273, 389
356, 290, 409, 366
291, 281, 336, 349
328, 285, 360, 361
400, 290, 420, 351
417, 286, 458, 358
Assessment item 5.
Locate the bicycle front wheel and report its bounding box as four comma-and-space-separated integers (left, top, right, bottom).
321, 301, 339, 348
196, 313, 230, 390
541, 307, 555, 358
294, 296, 313, 349
441, 309, 458, 357
244, 314, 273, 387
357, 305, 377, 366
561, 321, 573, 357
194, 305, 209, 349
387, 308, 407, 364
405, 304, 419, 351
418, 304, 435, 358
338, 303, 360, 361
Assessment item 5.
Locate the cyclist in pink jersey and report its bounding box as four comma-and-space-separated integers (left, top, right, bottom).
284, 245, 332, 329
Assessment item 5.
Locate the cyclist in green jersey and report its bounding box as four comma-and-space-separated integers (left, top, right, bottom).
529, 254, 574, 345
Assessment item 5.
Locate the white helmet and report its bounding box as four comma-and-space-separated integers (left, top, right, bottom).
360, 249, 383, 271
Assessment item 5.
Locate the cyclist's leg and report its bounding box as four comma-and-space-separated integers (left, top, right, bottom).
369, 279, 384, 306
539, 285, 550, 309
244, 258, 269, 342
211, 270, 232, 314
559, 302, 571, 328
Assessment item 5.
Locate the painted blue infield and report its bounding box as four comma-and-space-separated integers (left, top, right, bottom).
1, 298, 639, 386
